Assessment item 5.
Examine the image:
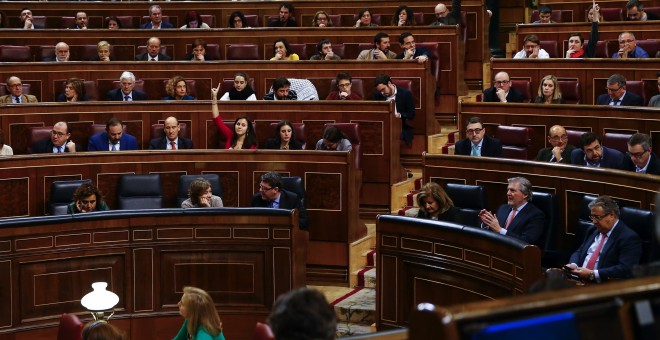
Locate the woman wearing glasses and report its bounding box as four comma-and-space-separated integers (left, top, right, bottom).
311, 10, 334, 27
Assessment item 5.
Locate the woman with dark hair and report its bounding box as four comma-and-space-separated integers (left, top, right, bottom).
164, 76, 195, 100
0, 129, 13, 155
218, 72, 257, 101
534, 75, 565, 104
82, 321, 125, 340
270, 38, 299, 61
57, 78, 88, 102
228, 11, 251, 28
315, 125, 352, 151
392, 6, 416, 26
105, 16, 121, 29
181, 178, 223, 208
415, 182, 458, 221
186, 38, 216, 61
311, 10, 334, 27
355, 8, 378, 27
67, 183, 109, 214
173, 286, 225, 340
210, 86, 258, 149
180, 10, 210, 29
265, 120, 304, 150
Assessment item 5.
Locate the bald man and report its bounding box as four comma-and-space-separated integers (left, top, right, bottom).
148, 116, 193, 150
43, 42, 70, 62
430, 0, 462, 26
135, 37, 172, 61
0, 76, 38, 103
535, 125, 576, 163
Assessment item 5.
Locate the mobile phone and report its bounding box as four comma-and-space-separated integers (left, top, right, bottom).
562, 265, 572, 272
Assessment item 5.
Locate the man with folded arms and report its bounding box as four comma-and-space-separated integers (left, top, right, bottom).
479, 177, 546, 246
535, 125, 575, 163
565, 195, 641, 283
0, 76, 37, 103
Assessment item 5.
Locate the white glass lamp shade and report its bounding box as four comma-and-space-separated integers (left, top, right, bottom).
81, 282, 119, 311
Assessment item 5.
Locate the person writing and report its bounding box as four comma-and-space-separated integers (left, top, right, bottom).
181, 178, 223, 208
173, 286, 225, 340
67, 183, 109, 214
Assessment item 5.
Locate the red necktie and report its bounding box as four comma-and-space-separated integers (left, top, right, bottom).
170, 141, 176, 150
585, 233, 607, 270
504, 209, 517, 229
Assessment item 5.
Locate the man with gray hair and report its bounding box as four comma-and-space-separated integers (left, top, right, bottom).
622, 133, 660, 175
479, 176, 546, 246
612, 31, 649, 58
105, 71, 148, 101
565, 195, 642, 283
140, 5, 173, 29
625, 0, 660, 21
43, 42, 69, 62
596, 74, 644, 106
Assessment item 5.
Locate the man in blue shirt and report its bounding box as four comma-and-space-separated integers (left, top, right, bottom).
612, 32, 649, 58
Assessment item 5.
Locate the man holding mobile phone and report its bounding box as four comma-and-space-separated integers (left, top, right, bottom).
31, 121, 78, 154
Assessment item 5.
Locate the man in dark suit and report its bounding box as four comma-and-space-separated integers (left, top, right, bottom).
565, 195, 641, 283
88, 118, 138, 152
148, 116, 193, 150
395, 32, 429, 64
268, 3, 299, 27
70, 12, 88, 29
374, 74, 415, 145
454, 116, 503, 157
479, 177, 546, 246
596, 74, 644, 106
483, 71, 525, 103
535, 125, 576, 163
135, 37, 171, 61
570, 132, 625, 169
43, 42, 70, 62
105, 71, 148, 101
19, 8, 44, 29
140, 5, 173, 29
430, 0, 462, 26
251, 172, 308, 230
31, 121, 78, 154
622, 133, 660, 175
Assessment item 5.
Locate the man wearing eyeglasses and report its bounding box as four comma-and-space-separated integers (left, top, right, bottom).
513, 34, 549, 59
429, 0, 461, 26
482, 72, 524, 103
105, 72, 148, 101
535, 125, 575, 163
622, 133, 660, 175
31, 121, 77, 154
570, 132, 625, 169
326, 72, 362, 100
595, 74, 644, 106
0, 76, 38, 104
251, 172, 308, 230
565, 195, 641, 283
454, 116, 503, 157
612, 32, 649, 58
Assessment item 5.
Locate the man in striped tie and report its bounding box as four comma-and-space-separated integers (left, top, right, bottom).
478, 177, 546, 246
565, 195, 641, 283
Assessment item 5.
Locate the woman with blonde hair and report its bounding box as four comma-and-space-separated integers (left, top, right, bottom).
415, 182, 458, 221
164, 76, 195, 100
90, 41, 114, 61
534, 75, 565, 104
174, 286, 225, 340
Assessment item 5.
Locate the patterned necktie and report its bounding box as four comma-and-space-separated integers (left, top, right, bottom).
58, 146, 63, 153
14, 96, 20, 103
170, 141, 177, 150
150, 58, 156, 61
124, 95, 130, 101
585, 233, 608, 270
471, 144, 479, 156
610, 99, 621, 106
111, 143, 117, 151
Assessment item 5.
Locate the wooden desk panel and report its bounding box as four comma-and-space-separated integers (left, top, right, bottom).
489, 59, 660, 105
0, 209, 305, 340
0, 151, 364, 283
422, 154, 660, 254
376, 215, 542, 329
0, 101, 403, 210
0, 62, 436, 161
539, 0, 660, 22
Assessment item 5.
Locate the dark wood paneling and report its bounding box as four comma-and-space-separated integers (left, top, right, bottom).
539, 0, 660, 22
